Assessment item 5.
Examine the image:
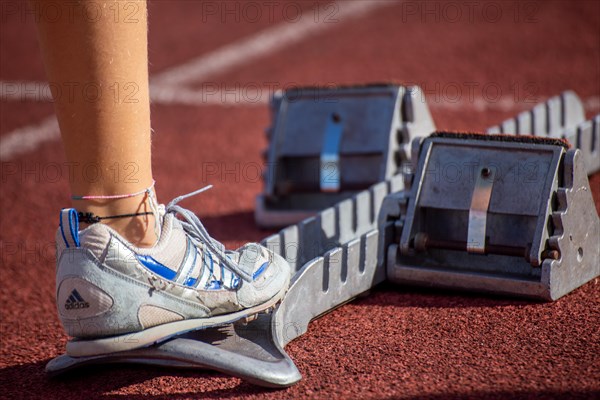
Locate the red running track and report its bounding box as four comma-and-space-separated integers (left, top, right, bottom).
1, 1, 599, 399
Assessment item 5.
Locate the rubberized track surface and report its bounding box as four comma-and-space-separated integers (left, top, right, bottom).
1, 1, 599, 399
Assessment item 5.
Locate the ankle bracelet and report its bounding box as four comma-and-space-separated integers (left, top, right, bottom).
78, 211, 154, 224
71, 180, 156, 200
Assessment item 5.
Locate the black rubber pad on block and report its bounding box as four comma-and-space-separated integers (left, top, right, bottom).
430, 131, 570, 149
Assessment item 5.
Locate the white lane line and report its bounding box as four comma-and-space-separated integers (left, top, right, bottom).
149, 86, 600, 113
0, 115, 59, 161
1, 0, 395, 106
585, 96, 600, 111
3, 0, 599, 160
150, 85, 267, 105
150, 0, 395, 88
6, 80, 599, 112
0, 0, 396, 161
0, 80, 264, 106
4, 94, 598, 161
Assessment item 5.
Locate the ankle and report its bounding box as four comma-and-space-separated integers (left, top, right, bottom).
74, 196, 159, 248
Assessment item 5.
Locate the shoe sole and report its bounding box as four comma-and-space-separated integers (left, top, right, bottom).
65, 281, 288, 357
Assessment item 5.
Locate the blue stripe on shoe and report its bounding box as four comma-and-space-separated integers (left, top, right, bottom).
174, 238, 192, 283
183, 247, 202, 286
177, 238, 198, 286
253, 261, 269, 280
195, 251, 211, 289
182, 247, 198, 287
67, 209, 80, 247
226, 253, 237, 288
59, 209, 80, 248
184, 276, 198, 286
207, 252, 214, 275
204, 252, 215, 289
136, 255, 177, 281
207, 280, 222, 290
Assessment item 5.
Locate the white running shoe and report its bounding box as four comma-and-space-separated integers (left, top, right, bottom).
55, 189, 291, 357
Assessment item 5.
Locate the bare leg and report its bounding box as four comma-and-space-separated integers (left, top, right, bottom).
33, 0, 157, 246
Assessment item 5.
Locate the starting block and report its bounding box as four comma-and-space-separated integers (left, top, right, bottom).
255, 84, 435, 228
381, 132, 600, 301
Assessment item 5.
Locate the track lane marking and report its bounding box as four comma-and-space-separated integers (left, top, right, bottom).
3, 95, 598, 161
3, 80, 600, 111
150, 0, 394, 88
0, 0, 396, 161
3, 0, 600, 160
0, 115, 59, 161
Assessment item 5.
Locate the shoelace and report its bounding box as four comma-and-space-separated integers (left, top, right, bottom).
165, 186, 254, 283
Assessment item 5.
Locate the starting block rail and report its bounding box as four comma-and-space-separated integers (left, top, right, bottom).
563, 115, 600, 175
487, 91, 599, 175
486, 91, 585, 137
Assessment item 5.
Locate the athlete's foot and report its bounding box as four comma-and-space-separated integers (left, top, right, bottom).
55, 187, 291, 356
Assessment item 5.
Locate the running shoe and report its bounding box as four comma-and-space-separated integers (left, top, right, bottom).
55, 189, 291, 357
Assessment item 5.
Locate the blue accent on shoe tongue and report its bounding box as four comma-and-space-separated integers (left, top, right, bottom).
252, 261, 270, 280
136, 254, 177, 281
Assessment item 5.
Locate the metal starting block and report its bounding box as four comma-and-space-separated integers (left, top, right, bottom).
47, 176, 404, 387
255, 84, 435, 228
487, 91, 599, 175
381, 132, 600, 301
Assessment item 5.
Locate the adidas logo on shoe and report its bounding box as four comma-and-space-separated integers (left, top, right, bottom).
64, 289, 90, 310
